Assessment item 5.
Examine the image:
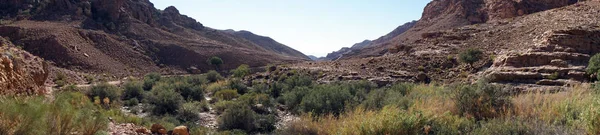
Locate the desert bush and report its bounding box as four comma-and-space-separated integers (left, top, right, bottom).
458, 48, 483, 67
206, 81, 230, 94
60, 84, 80, 92
215, 89, 239, 101
124, 98, 140, 107
254, 114, 276, 132
232, 64, 251, 78
268, 82, 288, 98
173, 82, 204, 101
54, 72, 68, 87
88, 82, 121, 103
143, 72, 161, 90
283, 75, 313, 89
214, 100, 237, 114
147, 83, 185, 115
176, 101, 204, 122
300, 84, 353, 115
186, 75, 208, 86
282, 86, 310, 113
229, 79, 249, 94
206, 70, 224, 82
454, 80, 511, 120
218, 103, 263, 132
123, 80, 144, 101
0, 92, 108, 135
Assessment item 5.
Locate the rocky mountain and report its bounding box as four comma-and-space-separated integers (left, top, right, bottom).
343, 0, 579, 59
324, 21, 417, 61
292, 0, 598, 90
350, 40, 373, 50
0, 0, 308, 79
222, 30, 310, 60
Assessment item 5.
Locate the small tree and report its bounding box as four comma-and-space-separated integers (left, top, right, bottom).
208, 56, 223, 71
459, 48, 483, 68
587, 53, 600, 75
232, 64, 251, 78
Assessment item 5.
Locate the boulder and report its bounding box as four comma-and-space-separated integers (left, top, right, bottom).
150, 123, 166, 134
171, 126, 190, 135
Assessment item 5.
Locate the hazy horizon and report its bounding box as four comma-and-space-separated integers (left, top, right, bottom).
150, 0, 429, 57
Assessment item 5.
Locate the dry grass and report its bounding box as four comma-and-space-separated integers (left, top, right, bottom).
281, 83, 600, 135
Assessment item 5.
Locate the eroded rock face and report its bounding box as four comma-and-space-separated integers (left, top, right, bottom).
422, 0, 577, 24
486, 27, 600, 86
0, 37, 49, 95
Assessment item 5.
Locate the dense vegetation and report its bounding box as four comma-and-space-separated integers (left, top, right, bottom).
4, 62, 600, 134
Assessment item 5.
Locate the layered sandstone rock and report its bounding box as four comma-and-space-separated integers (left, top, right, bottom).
486, 27, 600, 87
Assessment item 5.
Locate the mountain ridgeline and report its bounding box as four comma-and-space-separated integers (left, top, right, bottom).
0, 0, 308, 78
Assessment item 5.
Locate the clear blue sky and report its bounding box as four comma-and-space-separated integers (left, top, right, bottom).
150, 0, 430, 57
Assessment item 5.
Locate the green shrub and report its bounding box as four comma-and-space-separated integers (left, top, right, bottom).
186, 75, 208, 86
587, 54, 600, 75
454, 80, 511, 120
217, 103, 257, 132
206, 70, 224, 82
232, 64, 251, 78
282, 87, 310, 113
124, 98, 140, 107
229, 79, 249, 94
123, 80, 144, 100
254, 114, 276, 132
177, 101, 204, 122
300, 84, 353, 115
55, 80, 67, 87
283, 75, 313, 89
54, 72, 68, 87
215, 89, 239, 101
458, 48, 483, 66
60, 84, 81, 92
147, 83, 185, 115
143, 72, 161, 91
88, 82, 121, 103
214, 100, 237, 114
173, 82, 204, 101
268, 82, 288, 98
0, 92, 108, 135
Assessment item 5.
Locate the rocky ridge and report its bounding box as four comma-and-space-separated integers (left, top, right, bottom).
343, 0, 579, 59
0, 0, 308, 81
291, 0, 600, 90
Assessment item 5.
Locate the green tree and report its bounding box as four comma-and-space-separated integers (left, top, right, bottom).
459, 48, 483, 68
208, 56, 224, 70
232, 64, 251, 78
587, 53, 600, 76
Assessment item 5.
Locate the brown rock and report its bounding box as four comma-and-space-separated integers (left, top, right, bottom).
151, 123, 166, 134
172, 126, 190, 135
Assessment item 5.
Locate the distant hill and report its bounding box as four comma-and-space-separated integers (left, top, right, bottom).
0, 0, 308, 77
323, 21, 417, 61
222, 30, 310, 60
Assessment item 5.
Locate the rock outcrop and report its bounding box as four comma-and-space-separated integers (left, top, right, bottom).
343, 0, 578, 59
292, 1, 600, 91
0, 36, 48, 95
486, 27, 600, 88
